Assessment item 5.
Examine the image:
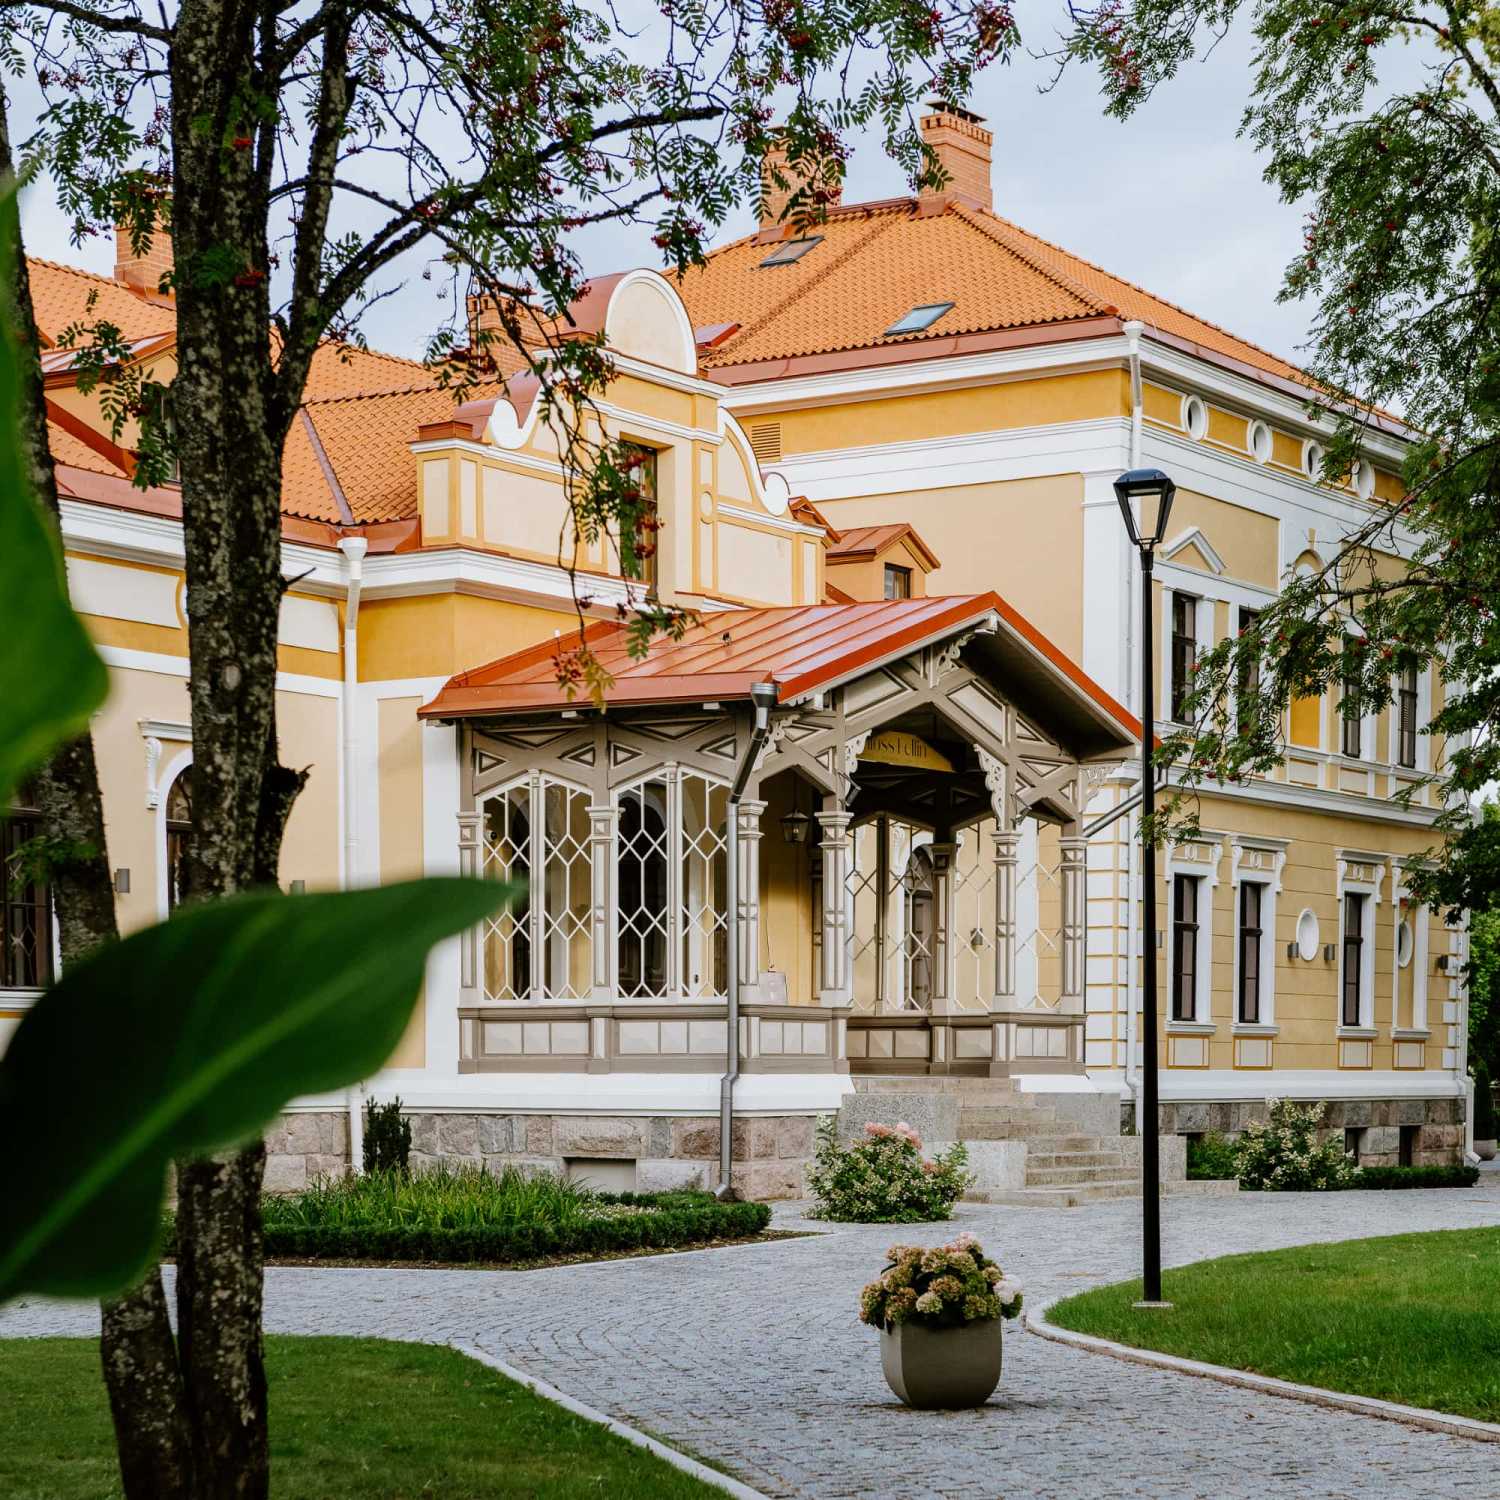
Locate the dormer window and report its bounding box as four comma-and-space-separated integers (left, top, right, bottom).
883, 302, 954, 338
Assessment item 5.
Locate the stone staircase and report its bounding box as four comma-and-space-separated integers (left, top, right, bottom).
842, 1077, 1236, 1207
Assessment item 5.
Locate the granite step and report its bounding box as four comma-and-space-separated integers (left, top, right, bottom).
1025, 1150, 1130, 1171
1025, 1162, 1142, 1186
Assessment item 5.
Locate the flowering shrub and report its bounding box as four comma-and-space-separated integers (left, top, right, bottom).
1235, 1099, 1360, 1191
859, 1232, 1022, 1330
806, 1117, 972, 1222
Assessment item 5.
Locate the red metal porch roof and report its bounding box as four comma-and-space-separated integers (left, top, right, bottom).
419, 594, 1141, 750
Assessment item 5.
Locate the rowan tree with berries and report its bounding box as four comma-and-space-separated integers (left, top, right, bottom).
0, 0, 1015, 1492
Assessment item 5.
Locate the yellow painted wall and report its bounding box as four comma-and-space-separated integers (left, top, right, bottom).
379, 695, 427, 1066
816, 473, 1085, 659
359, 592, 574, 682
1166, 489, 1278, 589
764, 370, 1127, 456
1148, 798, 1448, 1074
825, 534, 932, 602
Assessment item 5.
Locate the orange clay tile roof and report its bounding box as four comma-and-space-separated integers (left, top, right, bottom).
674, 198, 1307, 388
286, 380, 507, 524
45, 419, 129, 479
26, 257, 178, 345
826, 522, 940, 571
300, 341, 438, 401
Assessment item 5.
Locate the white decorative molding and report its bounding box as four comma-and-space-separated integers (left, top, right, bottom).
1161, 526, 1226, 576
139, 718, 191, 808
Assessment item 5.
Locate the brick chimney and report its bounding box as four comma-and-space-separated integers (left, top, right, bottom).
917, 103, 993, 213
759, 134, 842, 234
114, 217, 174, 297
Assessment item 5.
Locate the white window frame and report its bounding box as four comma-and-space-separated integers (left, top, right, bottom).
1164, 837, 1223, 1028
1336, 851, 1385, 1034
1387, 664, 1430, 773
1391, 860, 1430, 1036
1332, 627, 1378, 765
614, 763, 730, 1002
1229, 837, 1286, 1031
1161, 587, 1212, 727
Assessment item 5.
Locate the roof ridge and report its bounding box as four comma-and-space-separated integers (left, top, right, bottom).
950, 204, 1112, 319
970, 204, 1308, 381
683, 198, 919, 271
709, 208, 909, 362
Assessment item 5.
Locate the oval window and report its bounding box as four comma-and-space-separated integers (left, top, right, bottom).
1248, 420, 1272, 464
1182, 395, 1208, 440
1352, 458, 1376, 500
1296, 907, 1320, 962
1397, 917, 1414, 968
1303, 440, 1324, 481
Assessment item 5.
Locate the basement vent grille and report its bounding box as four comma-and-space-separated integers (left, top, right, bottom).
748, 422, 783, 466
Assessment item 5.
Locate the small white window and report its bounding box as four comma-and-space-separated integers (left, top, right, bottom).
1396, 917, 1414, 968
1182, 395, 1208, 440
1248, 420, 1272, 464
1351, 458, 1376, 500
1302, 439, 1324, 481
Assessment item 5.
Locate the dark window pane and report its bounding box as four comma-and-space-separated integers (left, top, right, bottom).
1172, 873, 1199, 1022
1342, 892, 1365, 1026
1238, 881, 1262, 1024
1171, 594, 1197, 721
2, 802, 52, 989
1397, 666, 1418, 768
883, 564, 911, 600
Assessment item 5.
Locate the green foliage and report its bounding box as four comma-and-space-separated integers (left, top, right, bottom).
262, 1163, 609, 1234
0, 878, 510, 1301
243, 1170, 769, 1263
1469, 868, 1500, 1075
1048, 1228, 1500, 1421
1235, 1099, 1360, 1191
0, 1337, 725, 1499
1186, 1130, 1241, 1180
0, 185, 108, 810
859, 1232, 1022, 1330
807, 1116, 973, 1222
1355, 1164, 1480, 1189
1059, 0, 1500, 914
361, 1097, 413, 1176
1471, 1058, 1497, 1142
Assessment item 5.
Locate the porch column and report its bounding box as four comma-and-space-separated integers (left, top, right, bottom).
817, 807, 853, 1006
928, 840, 959, 1015
736, 798, 766, 1001
990, 825, 1019, 1007
458, 810, 482, 998
587, 803, 618, 1001
1060, 833, 1087, 1014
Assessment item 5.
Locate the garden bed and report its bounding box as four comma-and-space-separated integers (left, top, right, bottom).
1046, 1228, 1500, 1422
166, 1167, 774, 1267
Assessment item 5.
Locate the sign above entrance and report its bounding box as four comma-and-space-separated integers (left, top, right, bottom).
858, 730, 954, 774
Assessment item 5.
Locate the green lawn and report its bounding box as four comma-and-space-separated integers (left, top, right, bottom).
1047, 1227, 1500, 1422
0, 1336, 723, 1500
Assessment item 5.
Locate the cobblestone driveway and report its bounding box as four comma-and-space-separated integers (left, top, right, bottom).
5, 1183, 1499, 1498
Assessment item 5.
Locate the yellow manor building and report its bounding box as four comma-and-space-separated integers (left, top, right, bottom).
2, 108, 1472, 1198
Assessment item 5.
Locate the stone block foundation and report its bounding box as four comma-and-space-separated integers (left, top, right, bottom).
264, 1108, 819, 1199
1120, 1096, 1466, 1167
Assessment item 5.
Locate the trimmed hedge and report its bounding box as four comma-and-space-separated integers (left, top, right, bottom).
241, 1189, 770, 1264
1354, 1164, 1480, 1191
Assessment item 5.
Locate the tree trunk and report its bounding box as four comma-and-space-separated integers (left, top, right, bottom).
164, 5, 311, 1494
1, 88, 198, 1500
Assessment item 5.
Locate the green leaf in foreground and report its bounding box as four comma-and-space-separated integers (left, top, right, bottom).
0, 877, 510, 1301
0, 181, 109, 809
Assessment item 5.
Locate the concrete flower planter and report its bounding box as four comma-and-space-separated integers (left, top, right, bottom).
1475, 1138, 1497, 1162
879, 1319, 1002, 1409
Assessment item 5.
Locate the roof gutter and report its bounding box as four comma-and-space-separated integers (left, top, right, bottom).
717, 681, 777, 1201
338, 533, 369, 1172
1122, 319, 1145, 1118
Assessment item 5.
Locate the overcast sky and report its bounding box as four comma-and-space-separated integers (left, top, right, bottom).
16, 14, 1313, 370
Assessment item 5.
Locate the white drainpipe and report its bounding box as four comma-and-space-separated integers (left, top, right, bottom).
1122, 320, 1145, 1118
338, 534, 369, 1171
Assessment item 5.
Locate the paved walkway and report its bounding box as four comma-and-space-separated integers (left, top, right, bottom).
5, 1182, 1499, 1498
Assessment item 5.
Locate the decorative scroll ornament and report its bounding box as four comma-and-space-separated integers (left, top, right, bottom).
934, 630, 976, 682
754, 716, 792, 773
842, 729, 872, 774
976, 746, 1007, 822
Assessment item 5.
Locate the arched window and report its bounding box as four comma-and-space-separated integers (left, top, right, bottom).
478, 775, 594, 1001
165, 769, 193, 911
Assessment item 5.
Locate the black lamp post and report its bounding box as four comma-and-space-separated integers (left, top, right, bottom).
1113, 466, 1177, 1309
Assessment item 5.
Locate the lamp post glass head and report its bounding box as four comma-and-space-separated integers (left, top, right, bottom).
1113, 469, 1177, 551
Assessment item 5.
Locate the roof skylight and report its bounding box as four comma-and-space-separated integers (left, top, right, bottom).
758, 236, 823, 268
883, 302, 954, 337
